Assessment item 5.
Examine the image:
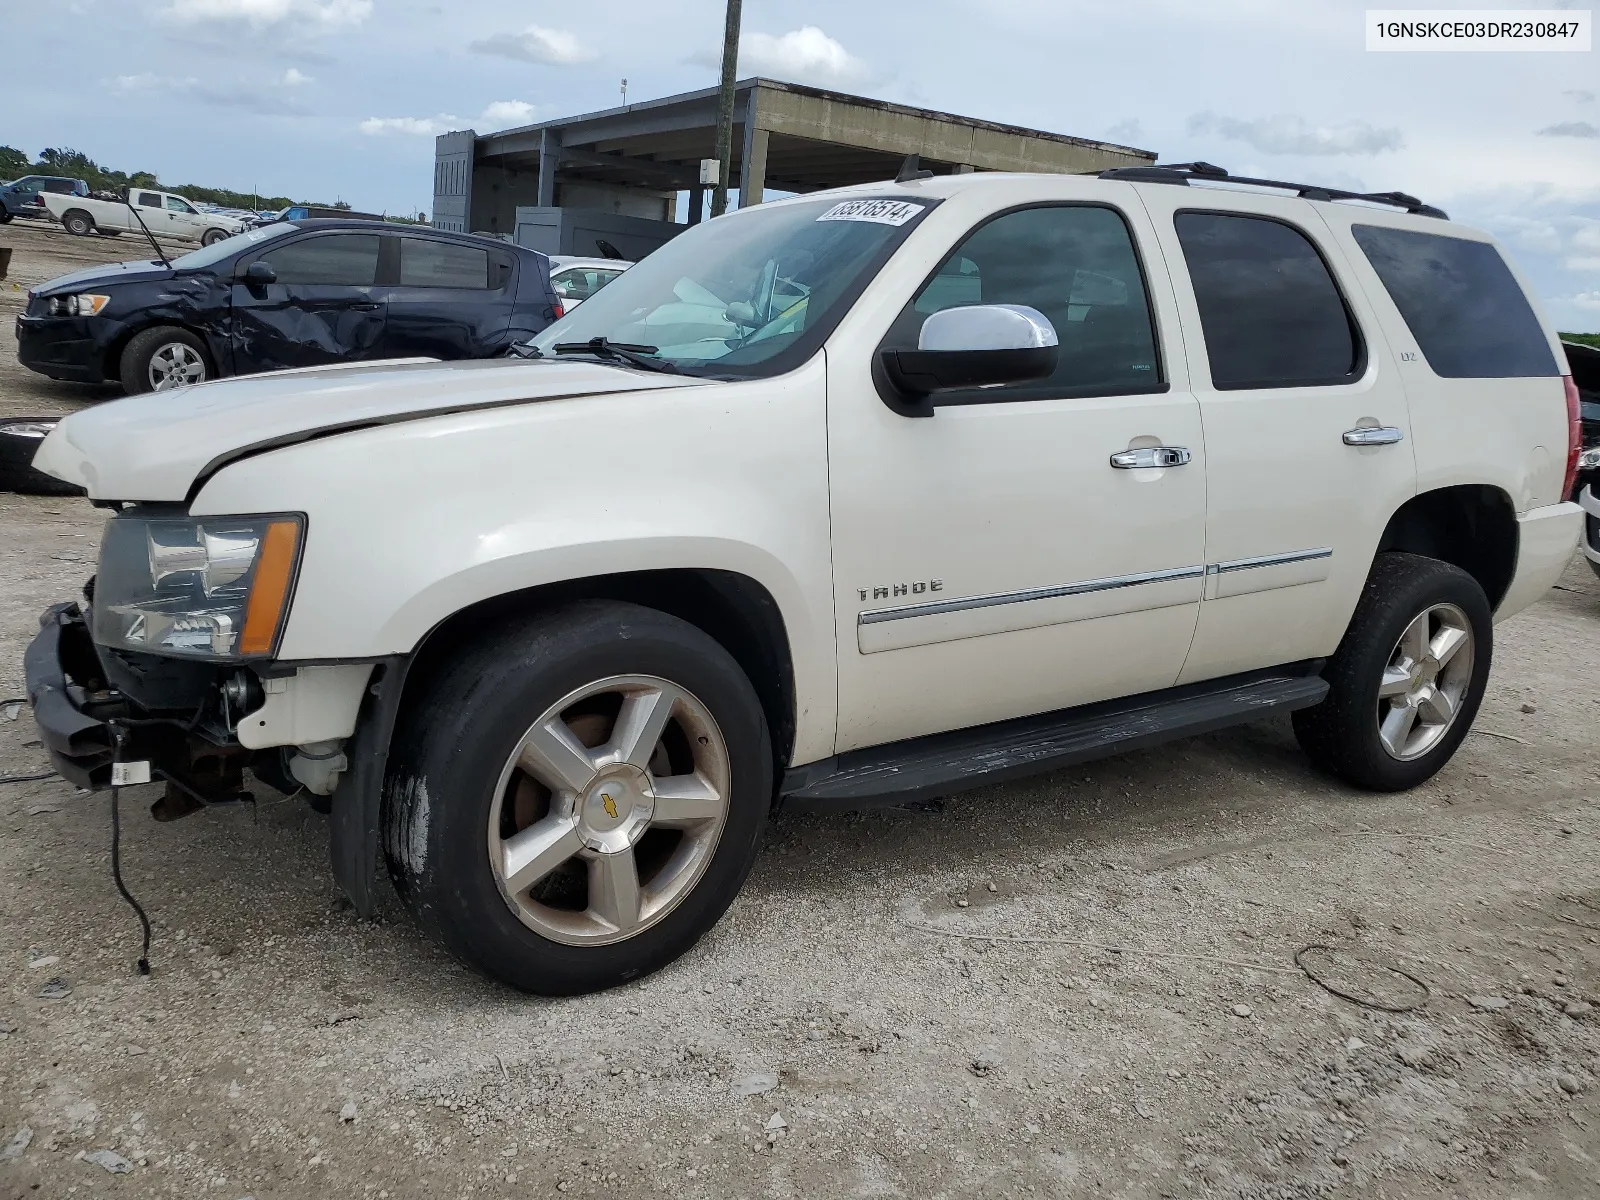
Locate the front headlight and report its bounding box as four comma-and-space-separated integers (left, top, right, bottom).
1580, 446, 1600, 472
44, 293, 110, 317
93, 511, 304, 660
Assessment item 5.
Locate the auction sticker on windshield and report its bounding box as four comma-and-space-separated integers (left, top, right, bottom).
817, 199, 926, 226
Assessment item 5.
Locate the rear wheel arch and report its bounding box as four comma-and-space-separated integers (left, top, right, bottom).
397, 569, 798, 777
1375, 484, 1518, 611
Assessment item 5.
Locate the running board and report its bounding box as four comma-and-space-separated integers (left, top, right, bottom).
780, 664, 1328, 813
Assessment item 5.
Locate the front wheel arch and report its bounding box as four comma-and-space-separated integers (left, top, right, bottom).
397, 568, 797, 778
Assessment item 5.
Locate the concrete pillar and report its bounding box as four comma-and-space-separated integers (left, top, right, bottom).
537, 128, 560, 207
954, 164, 976, 174
688, 183, 705, 225
738, 90, 768, 208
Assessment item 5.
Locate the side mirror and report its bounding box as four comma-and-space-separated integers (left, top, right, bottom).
243, 260, 277, 285
880, 305, 1059, 407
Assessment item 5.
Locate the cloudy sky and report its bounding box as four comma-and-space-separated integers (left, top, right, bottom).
5, 0, 1598, 328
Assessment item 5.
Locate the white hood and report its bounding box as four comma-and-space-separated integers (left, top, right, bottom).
35, 357, 698, 501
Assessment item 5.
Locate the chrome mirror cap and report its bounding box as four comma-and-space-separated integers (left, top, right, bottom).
918, 304, 1059, 352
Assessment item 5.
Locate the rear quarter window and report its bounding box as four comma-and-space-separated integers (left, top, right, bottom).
400, 238, 490, 289
1351, 225, 1557, 379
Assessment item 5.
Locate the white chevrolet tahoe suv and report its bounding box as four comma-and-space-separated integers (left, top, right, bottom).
25, 164, 1585, 996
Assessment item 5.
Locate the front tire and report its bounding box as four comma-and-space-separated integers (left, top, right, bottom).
201, 228, 230, 246
118, 326, 211, 394
62, 209, 95, 237
1293, 553, 1492, 791
384, 601, 773, 995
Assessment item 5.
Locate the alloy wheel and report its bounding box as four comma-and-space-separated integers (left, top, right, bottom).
148, 343, 205, 391
1375, 602, 1475, 761
487, 674, 731, 946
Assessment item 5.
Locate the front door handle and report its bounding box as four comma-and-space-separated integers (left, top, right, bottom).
349, 302, 382, 312
1110, 446, 1191, 469
1343, 426, 1404, 446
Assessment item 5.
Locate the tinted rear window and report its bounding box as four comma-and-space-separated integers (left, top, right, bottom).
400, 238, 490, 289
1175, 212, 1361, 390
1351, 225, 1557, 379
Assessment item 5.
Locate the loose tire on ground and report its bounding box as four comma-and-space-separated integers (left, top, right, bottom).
1293, 552, 1492, 792
384, 600, 773, 995
0, 418, 84, 496
118, 325, 211, 394
61, 209, 95, 237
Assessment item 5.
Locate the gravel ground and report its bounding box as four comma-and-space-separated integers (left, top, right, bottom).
3, 222, 1600, 1200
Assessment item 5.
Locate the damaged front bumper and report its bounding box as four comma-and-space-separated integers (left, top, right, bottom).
24, 600, 408, 915
25, 600, 263, 808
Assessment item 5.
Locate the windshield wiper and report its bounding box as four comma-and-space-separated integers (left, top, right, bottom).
552, 337, 681, 375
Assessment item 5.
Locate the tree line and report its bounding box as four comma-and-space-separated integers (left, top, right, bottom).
1, 145, 350, 212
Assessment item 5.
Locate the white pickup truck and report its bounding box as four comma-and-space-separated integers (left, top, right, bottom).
41, 188, 247, 246
26, 166, 1584, 997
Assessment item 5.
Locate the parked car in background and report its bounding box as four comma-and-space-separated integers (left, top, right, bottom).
16, 219, 561, 393
274, 204, 391, 222
1566, 339, 1600, 578
548, 255, 633, 311
39, 188, 247, 245
0, 176, 89, 222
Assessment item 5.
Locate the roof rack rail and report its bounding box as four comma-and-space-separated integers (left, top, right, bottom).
1099, 162, 1449, 220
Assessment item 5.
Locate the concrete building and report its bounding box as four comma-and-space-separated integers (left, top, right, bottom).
434, 77, 1155, 259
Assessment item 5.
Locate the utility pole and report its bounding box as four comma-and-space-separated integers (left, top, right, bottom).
710, 0, 742, 218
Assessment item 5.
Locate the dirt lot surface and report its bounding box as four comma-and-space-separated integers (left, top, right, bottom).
3, 223, 1600, 1200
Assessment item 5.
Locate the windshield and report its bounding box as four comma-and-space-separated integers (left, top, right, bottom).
170, 222, 300, 271
527, 196, 935, 378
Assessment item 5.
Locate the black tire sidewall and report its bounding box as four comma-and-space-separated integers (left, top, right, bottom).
390, 603, 772, 995
1296, 554, 1493, 791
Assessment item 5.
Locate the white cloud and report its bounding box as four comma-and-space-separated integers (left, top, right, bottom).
1538, 121, 1598, 139
111, 70, 305, 114
113, 72, 198, 92
1104, 119, 1143, 144
735, 26, 874, 89
1572, 291, 1600, 312
361, 101, 532, 137
361, 114, 462, 136
479, 100, 536, 128
469, 25, 593, 65
1187, 112, 1402, 156
282, 67, 312, 86
162, 0, 371, 26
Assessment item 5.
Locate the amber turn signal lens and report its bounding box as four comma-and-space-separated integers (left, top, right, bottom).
239, 520, 300, 656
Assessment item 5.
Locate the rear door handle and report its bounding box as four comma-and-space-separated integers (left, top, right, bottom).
350, 302, 382, 312
1110, 446, 1191, 469
1343, 426, 1404, 446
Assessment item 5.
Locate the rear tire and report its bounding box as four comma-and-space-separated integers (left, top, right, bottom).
1293, 553, 1492, 792
118, 326, 211, 394
383, 601, 773, 995
61, 209, 94, 237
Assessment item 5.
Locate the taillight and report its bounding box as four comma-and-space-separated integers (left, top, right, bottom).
553, 302, 565, 320
1563, 375, 1581, 500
